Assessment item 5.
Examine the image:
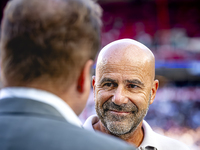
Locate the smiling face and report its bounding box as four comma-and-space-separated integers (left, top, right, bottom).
93, 40, 158, 136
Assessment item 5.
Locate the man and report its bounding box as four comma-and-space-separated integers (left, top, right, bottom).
0, 0, 136, 149
84, 39, 190, 150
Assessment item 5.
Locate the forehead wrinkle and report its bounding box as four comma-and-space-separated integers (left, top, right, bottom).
97, 63, 144, 78
96, 64, 146, 85
98, 64, 139, 73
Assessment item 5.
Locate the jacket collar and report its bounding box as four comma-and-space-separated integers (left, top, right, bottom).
0, 87, 82, 127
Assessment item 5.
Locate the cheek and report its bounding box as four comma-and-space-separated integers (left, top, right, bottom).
129, 93, 150, 110
95, 89, 111, 107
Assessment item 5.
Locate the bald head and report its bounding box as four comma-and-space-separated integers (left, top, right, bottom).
96, 39, 155, 82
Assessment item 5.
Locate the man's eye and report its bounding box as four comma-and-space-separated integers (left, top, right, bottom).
128, 84, 138, 88
103, 83, 112, 87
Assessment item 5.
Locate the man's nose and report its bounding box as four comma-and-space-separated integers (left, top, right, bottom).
112, 86, 128, 105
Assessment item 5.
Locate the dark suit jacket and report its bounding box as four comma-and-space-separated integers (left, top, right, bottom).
0, 98, 135, 150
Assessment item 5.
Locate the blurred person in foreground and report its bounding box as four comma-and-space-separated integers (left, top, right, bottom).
83, 39, 190, 150
0, 0, 136, 149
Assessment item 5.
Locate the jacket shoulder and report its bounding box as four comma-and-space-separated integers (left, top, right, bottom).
0, 115, 136, 150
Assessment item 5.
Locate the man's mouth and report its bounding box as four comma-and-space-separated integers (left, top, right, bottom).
108, 110, 132, 115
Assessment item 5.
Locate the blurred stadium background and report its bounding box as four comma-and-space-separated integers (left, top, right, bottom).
1, 0, 200, 149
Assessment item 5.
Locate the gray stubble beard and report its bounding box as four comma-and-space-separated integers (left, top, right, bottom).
95, 96, 150, 139
103, 109, 148, 140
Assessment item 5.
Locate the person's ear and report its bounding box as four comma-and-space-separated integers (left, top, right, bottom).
77, 60, 93, 93
92, 75, 96, 101
92, 75, 96, 90
150, 79, 159, 104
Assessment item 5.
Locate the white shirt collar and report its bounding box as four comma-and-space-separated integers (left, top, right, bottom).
0, 87, 82, 128
83, 114, 97, 131
139, 120, 157, 148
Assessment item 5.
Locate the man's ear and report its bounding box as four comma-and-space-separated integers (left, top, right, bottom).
92, 75, 96, 101
77, 60, 93, 93
150, 79, 159, 104
92, 75, 95, 88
